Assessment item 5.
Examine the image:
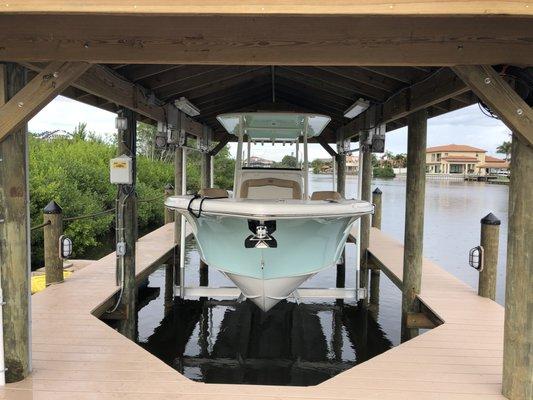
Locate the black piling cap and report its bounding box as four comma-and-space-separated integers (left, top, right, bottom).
373, 187, 382, 195
481, 212, 501, 226
43, 200, 62, 214
164, 183, 174, 191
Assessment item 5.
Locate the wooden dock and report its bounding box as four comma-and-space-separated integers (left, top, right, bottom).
0, 225, 505, 399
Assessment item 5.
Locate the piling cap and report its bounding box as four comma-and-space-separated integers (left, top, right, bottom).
481, 212, 501, 226
373, 188, 382, 195
43, 200, 62, 214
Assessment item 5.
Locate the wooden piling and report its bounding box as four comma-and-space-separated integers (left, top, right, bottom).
201, 152, 211, 190
116, 108, 137, 340
0, 63, 30, 383
369, 188, 382, 312
335, 154, 346, 197
503, 134, 532, 400
164, 263, 173, 316
174, 147, 183, 244
164, 184, 175, 224
372, 188, 382, 229
359, 134, 372, 293
43, 200, 64, 285
478, 213, 500, 300
335, 153, 347, 292
401, 109, 427, 342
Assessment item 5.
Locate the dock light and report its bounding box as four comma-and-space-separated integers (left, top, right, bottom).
59, 235, 73, 259
174, 97, 200, 117
115, 114, 128, 131
344, 98, 370, 119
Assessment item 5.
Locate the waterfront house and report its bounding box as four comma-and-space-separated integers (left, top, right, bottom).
425, 144, 508, 176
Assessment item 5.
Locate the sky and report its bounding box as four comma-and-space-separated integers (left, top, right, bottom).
29, 96, 511, 161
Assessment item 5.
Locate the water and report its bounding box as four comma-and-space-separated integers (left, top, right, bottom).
135, 174, 509, 385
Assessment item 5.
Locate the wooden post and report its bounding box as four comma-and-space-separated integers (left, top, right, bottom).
401, 109, 427, 342
335, 154, 346, 197
164, 184, 174, 224
164, 263, 173, 316
478, 213, 500, 300
201, 152, 211, 190
335, 153, 346, 293
116, 109, 137, 340
43, 200, 64, 285
0, 63, 30, 383
503, 134, 532, 400
369, 188, 382, 311
174, 147, 183, 244
359, 133, 372, 293
372, 188, 382, 229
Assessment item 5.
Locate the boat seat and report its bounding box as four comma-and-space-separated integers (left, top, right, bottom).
310, 191, 344, 201
198, 188, 229, 198
240, 178, 302, 200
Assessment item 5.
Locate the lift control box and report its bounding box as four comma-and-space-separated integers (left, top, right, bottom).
110, 155, 133, 185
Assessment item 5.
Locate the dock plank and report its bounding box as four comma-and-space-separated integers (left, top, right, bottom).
0, 225, 506, 399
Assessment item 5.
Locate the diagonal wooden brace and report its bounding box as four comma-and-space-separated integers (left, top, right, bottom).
452, 65, 533, 147
0, 61, 91, 143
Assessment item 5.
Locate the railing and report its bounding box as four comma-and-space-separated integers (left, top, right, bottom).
30, 187, 172, 286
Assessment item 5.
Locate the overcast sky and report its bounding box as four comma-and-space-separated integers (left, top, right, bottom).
29, 96, 511, 161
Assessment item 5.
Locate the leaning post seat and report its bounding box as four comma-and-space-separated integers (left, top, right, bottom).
198, 188, 229, 198
310, 191, 344, 201
239, 178, 302, 200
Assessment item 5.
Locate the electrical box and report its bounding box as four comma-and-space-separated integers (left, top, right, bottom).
110, 155, 133, 184
369, 124, 386, 153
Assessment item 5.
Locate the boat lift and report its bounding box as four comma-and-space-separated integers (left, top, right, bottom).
172, 123, 368, 304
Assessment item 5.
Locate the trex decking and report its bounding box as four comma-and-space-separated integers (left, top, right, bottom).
0, 225, 505, 399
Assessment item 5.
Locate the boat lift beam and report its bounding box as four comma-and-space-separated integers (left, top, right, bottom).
173, 285, 366, 301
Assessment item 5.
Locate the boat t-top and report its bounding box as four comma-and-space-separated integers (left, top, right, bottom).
165, 112, 373, 311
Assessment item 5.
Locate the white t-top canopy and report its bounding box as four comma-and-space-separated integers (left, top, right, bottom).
217, 112, 331, 140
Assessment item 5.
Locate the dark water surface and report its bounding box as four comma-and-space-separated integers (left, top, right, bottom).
135, 175, 508, 385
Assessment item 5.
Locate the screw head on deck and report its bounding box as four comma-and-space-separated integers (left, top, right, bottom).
43, 200, 63, 214
481, 212, 501, 226
373, 187, 382, 195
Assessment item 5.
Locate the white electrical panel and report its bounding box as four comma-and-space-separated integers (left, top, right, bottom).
110, 155, 133, 184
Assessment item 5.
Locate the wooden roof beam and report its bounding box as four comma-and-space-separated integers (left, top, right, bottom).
341, 68, 469, 139
1, 14, 532, 66
22, 62, 208, 137
452, 65, 533, 146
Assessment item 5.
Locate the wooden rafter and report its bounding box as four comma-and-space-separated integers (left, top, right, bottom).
0, 61, 91, 142
452, 65, 533, 146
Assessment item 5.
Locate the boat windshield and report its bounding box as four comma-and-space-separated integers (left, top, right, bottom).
217, 112, 330, 140
242, 141, 302, 170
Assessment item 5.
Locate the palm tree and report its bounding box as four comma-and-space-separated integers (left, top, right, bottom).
496, 141, 512, 161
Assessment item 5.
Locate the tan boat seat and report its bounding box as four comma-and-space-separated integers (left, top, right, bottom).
198, 188, 229, 198
240, 178, 302, 200
310, 191, 344, 201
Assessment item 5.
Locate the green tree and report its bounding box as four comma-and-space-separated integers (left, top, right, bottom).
496, 140, 512, 161
280, 155, 297, 168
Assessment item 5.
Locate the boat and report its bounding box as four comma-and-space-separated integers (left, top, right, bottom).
165, 112, 373, 311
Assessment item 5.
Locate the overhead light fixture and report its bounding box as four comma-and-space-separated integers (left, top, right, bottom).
344, 98, 370, 119
174, 97, 200, 117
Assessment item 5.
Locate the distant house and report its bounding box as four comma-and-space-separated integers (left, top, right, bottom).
248, 156, 274, 168
425, 144, 509, 176
346, 154, 359, 174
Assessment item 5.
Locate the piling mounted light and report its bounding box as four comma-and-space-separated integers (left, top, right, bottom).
59, 235, 73, 259
115, 114, 128, 131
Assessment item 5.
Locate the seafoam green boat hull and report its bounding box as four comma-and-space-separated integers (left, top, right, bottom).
192, 215, 355, 280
